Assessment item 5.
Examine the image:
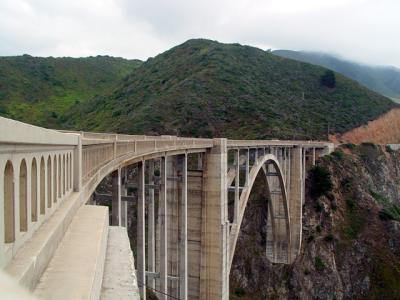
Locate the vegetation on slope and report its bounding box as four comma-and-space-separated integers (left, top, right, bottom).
64, 39, 396, 139
331, 107, 400, 144
273, 50, 400, 101
0, 55, 141, 127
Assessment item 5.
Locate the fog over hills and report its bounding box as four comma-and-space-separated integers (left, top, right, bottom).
273, 50, 400, 102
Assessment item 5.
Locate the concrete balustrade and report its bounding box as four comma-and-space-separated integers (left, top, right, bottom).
0, 148, 75, 268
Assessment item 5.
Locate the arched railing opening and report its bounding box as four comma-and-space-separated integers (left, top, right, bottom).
57, 155, 61, 199
4, 161, 15, 243
69, 153, 72, 190
19, 159, 28, 232
52, 156, 56, 205
40, 157, 45, 215
66, 154, 69, 192
63, 155, 65, 195
50, 155, 57, 207
48, 156, 53, 208
31, 158, 38, 222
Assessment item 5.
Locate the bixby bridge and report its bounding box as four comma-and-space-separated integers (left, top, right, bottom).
0, 117, 333, 300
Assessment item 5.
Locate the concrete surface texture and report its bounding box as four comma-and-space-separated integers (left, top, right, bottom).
33, 205, 108, 300
101, 226, 140, 300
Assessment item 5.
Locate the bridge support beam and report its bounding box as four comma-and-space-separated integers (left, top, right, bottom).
178, 154, 188, 300
234, 149, 239, 224
200, 138, 229, 300
167, 156, 179, 298
159, 156, 168, 300
111, 168, 121, 226
312, 147, 316, 166
137, 161, 146, 299
147, 160, 156, 290
120, 168, 128, 228
288, 146, 303, 263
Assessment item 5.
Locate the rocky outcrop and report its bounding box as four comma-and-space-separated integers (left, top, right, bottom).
230, 144, 400, 299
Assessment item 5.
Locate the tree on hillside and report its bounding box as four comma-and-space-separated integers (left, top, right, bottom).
320, 70, 336, 88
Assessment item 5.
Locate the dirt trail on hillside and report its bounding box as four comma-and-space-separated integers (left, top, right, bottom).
330, 108, 400, 144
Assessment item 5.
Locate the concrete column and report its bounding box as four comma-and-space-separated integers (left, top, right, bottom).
288, 146, 303, 263
245, 149, 250, 187
302, 148, 306, 205
234, 149, 239, 224
113, 134, 118, 159
167, 156, 179, 298
187, 169, 204, 299
200, 138, 228, 300
137, 161, 146, 299
287, 148, 291, 200
283, 148, 287, 186
159, 156, 168, 300
121, 168, 128, 228
178, 154, 188, 300
312, 147, 316, 166
111, 168, 121, 226
147, 160, 156, 290
197, 153, 203, 170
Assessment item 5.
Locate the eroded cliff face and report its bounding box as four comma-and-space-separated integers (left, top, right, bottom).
230, 144, 400, 299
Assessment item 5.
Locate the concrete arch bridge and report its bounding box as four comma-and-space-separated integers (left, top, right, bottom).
0, 117, 333, 300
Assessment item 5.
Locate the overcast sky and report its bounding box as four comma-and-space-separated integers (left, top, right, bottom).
1, 0, 399, 68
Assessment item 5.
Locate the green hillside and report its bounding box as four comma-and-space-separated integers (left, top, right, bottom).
64, 39, 396, 139
273, 50, 400, 102
0, 55, 141, 127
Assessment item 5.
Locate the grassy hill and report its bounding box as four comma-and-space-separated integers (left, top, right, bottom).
63, 39, 396, 140
0, 55, 141, 127
273, 50, 400, 102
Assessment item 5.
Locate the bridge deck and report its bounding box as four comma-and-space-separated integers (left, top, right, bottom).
33, 205, 108, 300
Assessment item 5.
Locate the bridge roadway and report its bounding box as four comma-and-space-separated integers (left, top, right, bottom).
0, 117, 333, 300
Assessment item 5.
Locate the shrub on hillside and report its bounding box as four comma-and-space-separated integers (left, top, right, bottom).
315, 256, 326, 271
234, 287, 246, 297
379, 204, 400, 222
343, 143, 356, 150
309, 165, 333, 198
320, 70, 336, 88
331, 148, 344, 159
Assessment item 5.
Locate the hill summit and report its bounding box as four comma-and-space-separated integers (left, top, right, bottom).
65, 39, 395, 139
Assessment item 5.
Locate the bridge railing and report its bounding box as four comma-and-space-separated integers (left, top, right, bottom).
82, 142, 115, 182
227, 139, 333, 148
80, 133, 213, 184
0, 118, 79, 267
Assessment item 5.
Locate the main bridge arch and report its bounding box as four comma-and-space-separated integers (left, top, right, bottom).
227, 152, 291, 271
